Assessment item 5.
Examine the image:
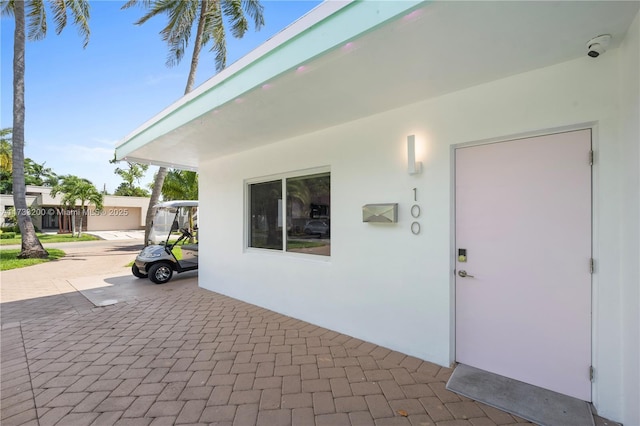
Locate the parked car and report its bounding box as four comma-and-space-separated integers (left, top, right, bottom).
303, 220, 330, 236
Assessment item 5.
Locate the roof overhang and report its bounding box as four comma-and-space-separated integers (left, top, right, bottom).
115, 0, 640, 170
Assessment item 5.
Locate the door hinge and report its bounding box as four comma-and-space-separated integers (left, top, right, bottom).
590, 366, 595, 382
590, 258, 595, 274
589, 150, 594, 166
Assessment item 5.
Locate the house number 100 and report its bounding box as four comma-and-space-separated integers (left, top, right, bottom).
411, 188, 420, 235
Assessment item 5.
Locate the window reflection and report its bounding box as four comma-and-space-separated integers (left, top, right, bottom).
249, 180, 282, 250
286, 173, 330, 256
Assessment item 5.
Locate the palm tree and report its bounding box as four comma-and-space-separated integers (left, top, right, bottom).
0, 128, 12, 173
0, 128, 12, 194
112, 161, 150, 196
161, 169, 198, 241
51, 175, 103, 237
24, 158, 57, 186
123, 0, 265, 245
2, 0, 90, 258
162, 169, 198, 201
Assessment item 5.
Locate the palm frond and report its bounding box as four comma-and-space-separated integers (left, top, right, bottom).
241, 0, 264, 30
162, 170, 198, 201
26, 0, 47, 41
53, 175, 103, 211
133, 0, 176, 26
50, 0, 66, 34
44, 0, 90, 47
128, 0, 265, 73
121, 0, 152, 10
162, 0, 198, 67
222, 0, 247, 39
135, 0, 198, 67
198, 0, 214, 46
202, 0, 226, 71
1, 0, 15, 17
66, 0, 91, 48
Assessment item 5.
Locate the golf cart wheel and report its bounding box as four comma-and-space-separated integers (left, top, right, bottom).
131, 263, 148, 279
149, 262, 173, 284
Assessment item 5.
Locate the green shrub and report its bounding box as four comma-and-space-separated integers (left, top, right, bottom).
0, 225, 39, 233
0, 232, 16, 239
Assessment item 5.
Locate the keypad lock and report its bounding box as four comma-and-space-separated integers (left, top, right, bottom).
458, 248, 467, 263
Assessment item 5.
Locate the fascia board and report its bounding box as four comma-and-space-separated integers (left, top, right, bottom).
118, 156, 198, 171
115, 0, 424, 162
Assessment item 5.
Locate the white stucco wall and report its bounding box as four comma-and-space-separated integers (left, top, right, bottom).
199, 32, 638, 423
617, 10, 640, 426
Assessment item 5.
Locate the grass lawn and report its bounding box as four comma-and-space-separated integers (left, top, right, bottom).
0, 233, 100, 245
287, 241, 326, 249
0, 248, 66, 271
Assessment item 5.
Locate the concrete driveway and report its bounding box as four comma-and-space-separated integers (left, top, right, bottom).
1, 240, 531, 426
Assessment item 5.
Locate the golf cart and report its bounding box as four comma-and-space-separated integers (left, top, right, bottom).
132, 200, 198, 284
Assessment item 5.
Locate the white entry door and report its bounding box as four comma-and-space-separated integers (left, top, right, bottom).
455, 129, 592, 401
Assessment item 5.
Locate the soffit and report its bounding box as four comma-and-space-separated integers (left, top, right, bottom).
117, 1, 639, 170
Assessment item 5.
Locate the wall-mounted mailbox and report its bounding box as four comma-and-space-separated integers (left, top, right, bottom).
362, 203, 398, 223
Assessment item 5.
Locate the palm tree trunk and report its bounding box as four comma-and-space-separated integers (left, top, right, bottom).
63, 209, 69, 233
144, 166, 167, 245
144, 1, 207, 246
77, 205, 84, 237
12, 1, 48, 259
185, 0, 208, 93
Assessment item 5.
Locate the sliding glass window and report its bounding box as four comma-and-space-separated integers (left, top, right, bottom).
248, 172, 330, 256
287, 173, 330, 256
249, 180, 282, 250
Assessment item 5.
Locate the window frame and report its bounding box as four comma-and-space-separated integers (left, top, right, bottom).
244, 166, 331, 259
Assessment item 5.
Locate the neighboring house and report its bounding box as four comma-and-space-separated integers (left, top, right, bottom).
0, 185, 149, 231
116, 2, 640, 425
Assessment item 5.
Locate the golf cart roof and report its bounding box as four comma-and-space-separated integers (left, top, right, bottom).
154, 200, 199, 208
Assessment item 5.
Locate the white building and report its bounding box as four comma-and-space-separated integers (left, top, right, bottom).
1, 185, 149, 231
116, 2, 640, 424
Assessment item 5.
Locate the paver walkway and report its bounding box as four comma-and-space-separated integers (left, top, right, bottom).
1, 240, 143, 325
1, 240, 533, 425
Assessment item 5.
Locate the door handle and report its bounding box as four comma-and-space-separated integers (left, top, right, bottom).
458, 270, 474, 278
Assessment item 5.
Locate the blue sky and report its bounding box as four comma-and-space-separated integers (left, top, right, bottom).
1, 0, 321, 193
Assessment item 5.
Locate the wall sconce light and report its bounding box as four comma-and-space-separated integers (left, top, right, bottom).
407, 135, 422, 175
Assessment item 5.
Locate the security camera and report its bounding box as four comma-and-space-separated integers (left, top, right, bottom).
587, 34, 611, 58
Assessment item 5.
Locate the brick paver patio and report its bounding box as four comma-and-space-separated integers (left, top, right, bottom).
1, 241, 532, 425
